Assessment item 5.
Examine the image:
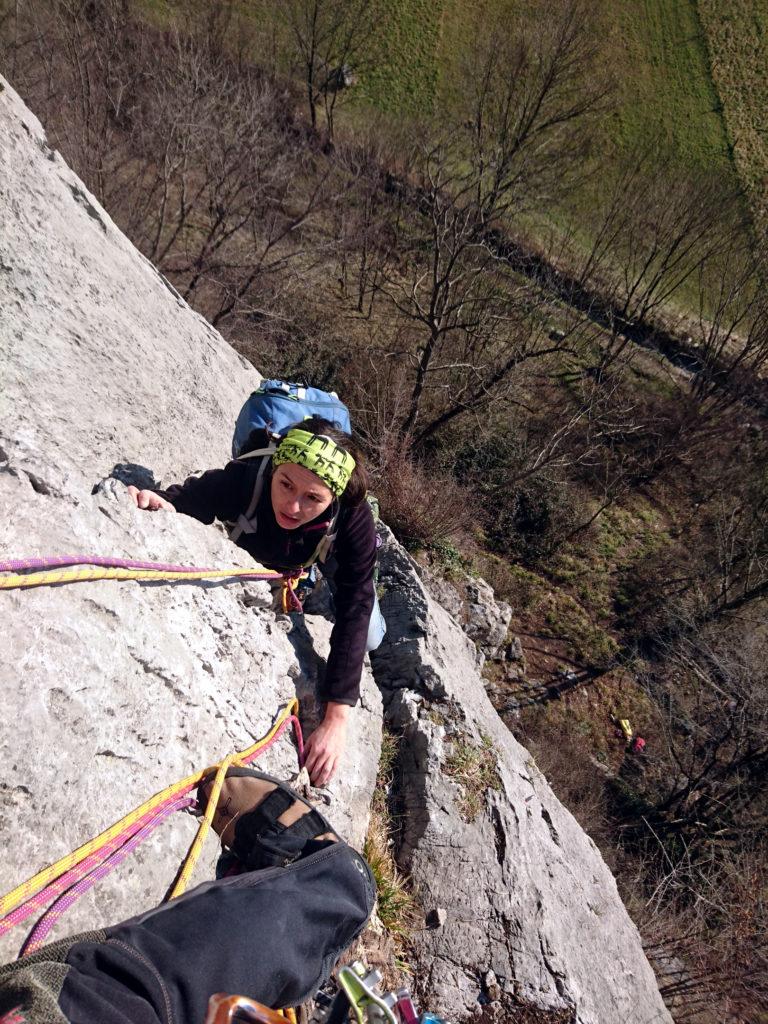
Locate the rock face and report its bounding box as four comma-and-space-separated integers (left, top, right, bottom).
463, 577, 513, 661
419, 567, 513, 662
372, 527, 672, 1024
0, 77, 381, 962
0, 76, 670, 1024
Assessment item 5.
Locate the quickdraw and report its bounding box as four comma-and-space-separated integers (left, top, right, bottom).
310, 963, 450, 1024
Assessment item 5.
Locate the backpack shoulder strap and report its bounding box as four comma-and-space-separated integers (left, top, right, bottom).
305, 509, 340, 567
228, 447, 275, 543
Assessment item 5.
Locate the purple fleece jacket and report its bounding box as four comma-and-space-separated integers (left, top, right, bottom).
157, 458, 377, 706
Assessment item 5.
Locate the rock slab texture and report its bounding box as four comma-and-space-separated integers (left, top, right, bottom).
0, 75, 670, 1024
373, 528, 672, 1024
0, 77, 381, 962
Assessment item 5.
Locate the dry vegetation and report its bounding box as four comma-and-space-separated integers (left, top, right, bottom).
2, 1, 768, 1019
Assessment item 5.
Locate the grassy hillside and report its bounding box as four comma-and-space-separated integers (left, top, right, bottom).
698, 0, 768, 236
137, 0, 742, 213
358, 0, 734, 171
599, 0, 731, 170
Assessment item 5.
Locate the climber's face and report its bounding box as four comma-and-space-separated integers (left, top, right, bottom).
271, 462, 334, 529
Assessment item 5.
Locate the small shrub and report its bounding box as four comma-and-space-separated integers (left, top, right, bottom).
428, 538, 472, 578
452, 430, 584, 564
370, 439, 480, 550
485, 476, 584, 564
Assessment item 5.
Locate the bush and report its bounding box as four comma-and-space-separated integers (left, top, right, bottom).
485, 475, 584, 563
370, 438, 480, 550
451, 431, 583, 563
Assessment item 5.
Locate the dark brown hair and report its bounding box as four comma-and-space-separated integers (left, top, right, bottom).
285, 416, 369, 506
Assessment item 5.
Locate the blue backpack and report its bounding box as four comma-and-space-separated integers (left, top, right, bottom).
232, 380, 351, 459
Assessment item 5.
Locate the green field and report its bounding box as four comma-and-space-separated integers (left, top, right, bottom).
138, 0, 738, 180
136, 0, 760, 251
599, 0, 731, 170
353, 0, 734, 173
698, 0, 768, 236
358, 0, 444, 115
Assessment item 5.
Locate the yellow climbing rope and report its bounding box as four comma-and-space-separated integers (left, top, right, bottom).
0, 699, 300, 919
0, 565, 285, 590
169, 751, 239, 900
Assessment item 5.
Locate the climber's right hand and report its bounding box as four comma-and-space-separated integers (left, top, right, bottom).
126, 485, 176, 512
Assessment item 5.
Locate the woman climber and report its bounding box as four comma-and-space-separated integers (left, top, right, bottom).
127, 417, 385, 788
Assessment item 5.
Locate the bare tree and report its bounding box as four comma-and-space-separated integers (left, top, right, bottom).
369, 1, 606, 444
632, 625, 768, 853
282, 0, 380, 139
1, 1, 334, 339
568, 159, 749, 378
330, 131, 405, 317
706, 478, 768, 616
690, 237, 768, 411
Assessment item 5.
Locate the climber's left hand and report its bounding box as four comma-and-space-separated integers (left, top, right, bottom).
304, 703, 350, 787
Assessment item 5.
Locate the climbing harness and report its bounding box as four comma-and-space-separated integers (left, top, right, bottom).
0, 700, 304, 956
0, 554, 305, 612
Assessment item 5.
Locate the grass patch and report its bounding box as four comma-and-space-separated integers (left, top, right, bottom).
472, 554, 549, 611
426, 538, 472, 579
541, 591, 619, 669
444, 731, 502, 822
597, 0, 731, 170
363, 731, 417, 955
357, 0, 444, 116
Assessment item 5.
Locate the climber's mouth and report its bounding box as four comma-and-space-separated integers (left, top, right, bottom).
275, 508, 302, 528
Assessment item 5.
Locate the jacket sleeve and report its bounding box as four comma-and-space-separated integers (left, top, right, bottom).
156, 460, 255, 525
320, 501, 378, 706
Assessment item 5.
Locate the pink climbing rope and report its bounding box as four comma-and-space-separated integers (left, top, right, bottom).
1, 793, 187, 939
6, 710, 304, 954
19, 796, 194, 956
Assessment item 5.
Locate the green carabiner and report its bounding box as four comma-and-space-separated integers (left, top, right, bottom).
337, 966, 397, 1024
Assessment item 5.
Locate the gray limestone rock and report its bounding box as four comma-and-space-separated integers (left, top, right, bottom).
464, 578, 513, 660
506, 636, 525, 663
372, 527, 671, 1024
419, 566, 512, 662
417, 564, 464, 623
0, 77, 380, 962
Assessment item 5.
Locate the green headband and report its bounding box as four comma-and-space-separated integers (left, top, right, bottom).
272, 428, 356, 498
